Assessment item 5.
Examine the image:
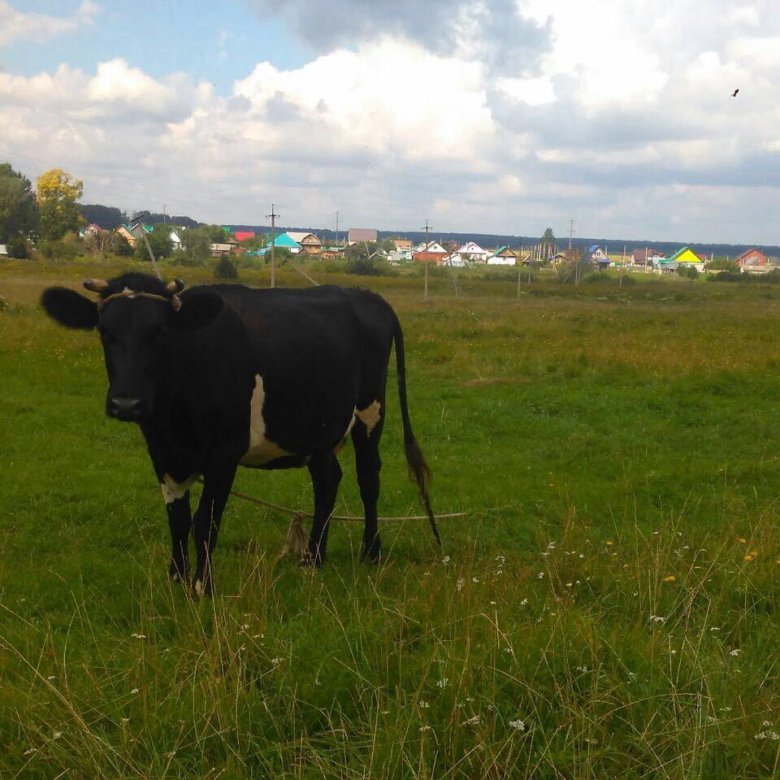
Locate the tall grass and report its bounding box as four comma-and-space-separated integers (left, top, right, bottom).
1, 259, 779, 777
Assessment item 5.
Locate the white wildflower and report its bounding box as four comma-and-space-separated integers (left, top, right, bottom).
23, 748, 37, 756
417, 700, 430, 708
520, 598, 528, 606
436, 678, 449, 689
729, 649, 741, 657
755, 731, 780, 741
130, 688, 139, 694
649, 615, 667, 623
456, 578, 465, 592
508, 719, 526, 731
419, 725, 432, 732
131, 633, 146, 640
442, 555, 451, 565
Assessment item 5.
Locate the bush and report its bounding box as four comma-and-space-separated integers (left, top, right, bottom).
214, 255, 238, 279
37, 239, 65, 259
677, 265, 699, 280
6, 236, 29, 259
174, 253, 209, 268
345, 257, 398, 276
708, 269, 780, 284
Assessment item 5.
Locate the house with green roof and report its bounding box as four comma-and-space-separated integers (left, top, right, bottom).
255, 232, 303, 256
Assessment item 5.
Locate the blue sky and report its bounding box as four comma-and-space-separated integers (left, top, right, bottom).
2, 0, 309, 93
1, 0, 780, 244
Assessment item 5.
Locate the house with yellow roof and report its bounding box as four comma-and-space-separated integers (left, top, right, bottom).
653, 246, 706, 273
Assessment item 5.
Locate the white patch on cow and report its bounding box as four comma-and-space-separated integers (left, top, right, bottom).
355, 400, 382, 437
194, 579, 204, 597
160, 473, 197, 505
240, 374, 293, 466
333, 409, 357, 454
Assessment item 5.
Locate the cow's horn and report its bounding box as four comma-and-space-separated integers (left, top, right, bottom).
83, 279, 109, 293
166, 279, 185, 294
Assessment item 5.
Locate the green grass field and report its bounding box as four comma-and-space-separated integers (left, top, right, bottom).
1, 259, 780, 778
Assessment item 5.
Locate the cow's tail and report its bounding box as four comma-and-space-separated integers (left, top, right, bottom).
391, 310, 442, 548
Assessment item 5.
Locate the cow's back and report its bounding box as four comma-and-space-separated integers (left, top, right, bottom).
206, 284, 396, 458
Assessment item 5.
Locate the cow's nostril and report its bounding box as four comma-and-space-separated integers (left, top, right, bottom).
108, 396, 142, 421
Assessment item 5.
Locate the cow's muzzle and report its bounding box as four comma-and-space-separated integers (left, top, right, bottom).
107, 396, 143, 421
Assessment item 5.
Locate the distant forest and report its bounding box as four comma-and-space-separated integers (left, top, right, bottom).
79, 205, 780, 259
79, 204, 199, 230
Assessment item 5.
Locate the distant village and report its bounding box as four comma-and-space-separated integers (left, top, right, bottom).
11, 219, 777, 275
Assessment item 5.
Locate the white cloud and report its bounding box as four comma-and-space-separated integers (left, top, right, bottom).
2, 1, 780, 243
0, 0, 99, 46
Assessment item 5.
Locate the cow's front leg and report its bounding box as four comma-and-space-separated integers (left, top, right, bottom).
192, 463, 238, 597
166, 492, 192, 583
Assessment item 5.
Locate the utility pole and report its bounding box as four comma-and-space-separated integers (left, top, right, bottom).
335, 210, 340, 248
568, 218, 575, 250
266, 203, 278, 288
422, 219, 431, 301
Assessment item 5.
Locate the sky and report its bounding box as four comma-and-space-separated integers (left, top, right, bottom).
1, 0, 779, 244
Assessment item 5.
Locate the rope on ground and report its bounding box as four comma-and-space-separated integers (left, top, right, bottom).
222, 480, 468, 523
290, 264, 321, 286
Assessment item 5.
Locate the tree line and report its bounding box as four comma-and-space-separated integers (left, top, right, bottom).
0, 163, 239, 263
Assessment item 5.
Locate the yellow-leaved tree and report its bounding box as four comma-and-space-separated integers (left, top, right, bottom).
36, 168, 83, 240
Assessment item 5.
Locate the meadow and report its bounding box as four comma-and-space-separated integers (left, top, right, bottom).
1, 258, 779, 778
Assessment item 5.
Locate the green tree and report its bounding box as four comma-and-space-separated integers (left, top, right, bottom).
0, 163, 38, 241
214, 255, 238, 279
135, 224, 173, 260
109, 231, 133, 257
239, 234, 268, 251
37, 168, 83, 240
540, 227, 556, 260
180, 226, 213, 260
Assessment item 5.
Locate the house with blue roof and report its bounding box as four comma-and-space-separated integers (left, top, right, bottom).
586, 245, 611, 269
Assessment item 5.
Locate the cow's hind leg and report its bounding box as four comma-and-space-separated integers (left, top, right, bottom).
306, 454, 342, 566
166, 492, 192, 583
352, 414, 385, 563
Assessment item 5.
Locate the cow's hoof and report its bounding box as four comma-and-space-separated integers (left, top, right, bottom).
192, 578, 213, 598
169, 562, 189, 584
360, 545, 382, 565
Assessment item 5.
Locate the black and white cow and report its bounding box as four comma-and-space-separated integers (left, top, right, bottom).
42, 273, 439, 595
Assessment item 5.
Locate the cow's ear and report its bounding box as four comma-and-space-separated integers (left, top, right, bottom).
168, 290, 224, 331
41, 287, 99, 330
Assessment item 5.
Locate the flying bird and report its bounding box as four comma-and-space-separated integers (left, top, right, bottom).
732, 88, 739, 97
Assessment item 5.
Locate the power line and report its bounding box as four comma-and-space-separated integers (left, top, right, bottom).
266, 203, 279, 289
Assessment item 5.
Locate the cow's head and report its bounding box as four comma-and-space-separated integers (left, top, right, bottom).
41, 273, 224, 422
